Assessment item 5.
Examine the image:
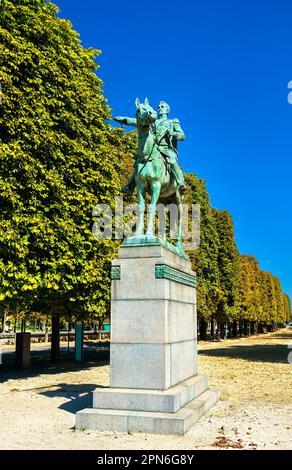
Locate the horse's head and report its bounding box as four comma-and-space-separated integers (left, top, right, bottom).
135, 97, 157, 127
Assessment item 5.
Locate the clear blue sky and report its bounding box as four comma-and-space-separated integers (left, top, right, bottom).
57, 0, 292, 302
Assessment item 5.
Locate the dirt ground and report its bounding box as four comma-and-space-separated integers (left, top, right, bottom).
0, 329, 291, 450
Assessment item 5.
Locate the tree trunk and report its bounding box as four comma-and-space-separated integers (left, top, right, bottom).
232, 320, 238, 338
50, 316, 60, 364
250, 321, 255, 335
243, 320, 248, 336
228, 322, 233, 338
98, 321, 103, 341
2, 311, 7, 333
44, 321, 49, 343
210, 317, 215, 341
216, 322, 221, 339
222, 323, 226, 339
239, 320, 244, 336
199, 318, 208, 341
221, 322, 226, 339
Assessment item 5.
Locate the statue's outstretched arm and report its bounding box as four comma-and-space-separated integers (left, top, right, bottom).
113, 116, 137, 127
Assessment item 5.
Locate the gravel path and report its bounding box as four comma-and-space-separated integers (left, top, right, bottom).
0, 329, 291, 450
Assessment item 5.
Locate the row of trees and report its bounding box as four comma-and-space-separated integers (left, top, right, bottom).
0, 1, 291, 361
184, 174, 291, 339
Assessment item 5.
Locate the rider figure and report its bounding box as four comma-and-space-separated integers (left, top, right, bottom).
114, 101, 186, 194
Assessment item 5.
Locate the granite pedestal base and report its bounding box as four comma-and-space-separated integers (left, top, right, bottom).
76, 374, 220, 435
76, 239, 220, 435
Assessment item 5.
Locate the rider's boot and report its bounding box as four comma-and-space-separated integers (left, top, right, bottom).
171, 163, 187, 193
178, 183, 187, 194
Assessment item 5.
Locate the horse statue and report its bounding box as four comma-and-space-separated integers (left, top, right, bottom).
114, 98, 185, 251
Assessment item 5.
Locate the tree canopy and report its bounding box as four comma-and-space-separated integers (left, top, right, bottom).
0, 0, 124, 323
212, 209, 240, 322
184, 174, 221, 322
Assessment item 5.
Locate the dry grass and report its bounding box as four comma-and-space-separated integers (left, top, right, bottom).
198, 328, 292, 404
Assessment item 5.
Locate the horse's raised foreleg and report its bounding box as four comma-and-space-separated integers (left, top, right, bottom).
136, 182, 146, 236
146, 181, 161, 236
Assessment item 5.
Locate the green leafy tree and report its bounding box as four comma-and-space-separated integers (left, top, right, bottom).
212, 209, 240, 333
0, 0, 125, 361
185, 174, 221, 339
283, 294, 291, 322
259, 270, 277, 327
273, 277, 285, 325
237, 255, 262, 333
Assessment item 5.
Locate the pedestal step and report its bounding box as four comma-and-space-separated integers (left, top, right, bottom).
76, 389, 220, 436
93, 374, 208, 413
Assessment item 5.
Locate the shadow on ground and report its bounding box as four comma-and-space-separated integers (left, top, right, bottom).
199, 343, 290, 364
266, 331, 292, 340
0, 342, 110, 383
59, 392, 93, 414
38, 383, 97, 414
38, 382, 110, 414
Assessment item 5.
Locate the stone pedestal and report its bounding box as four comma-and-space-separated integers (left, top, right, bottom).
76, 239, 220, 435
